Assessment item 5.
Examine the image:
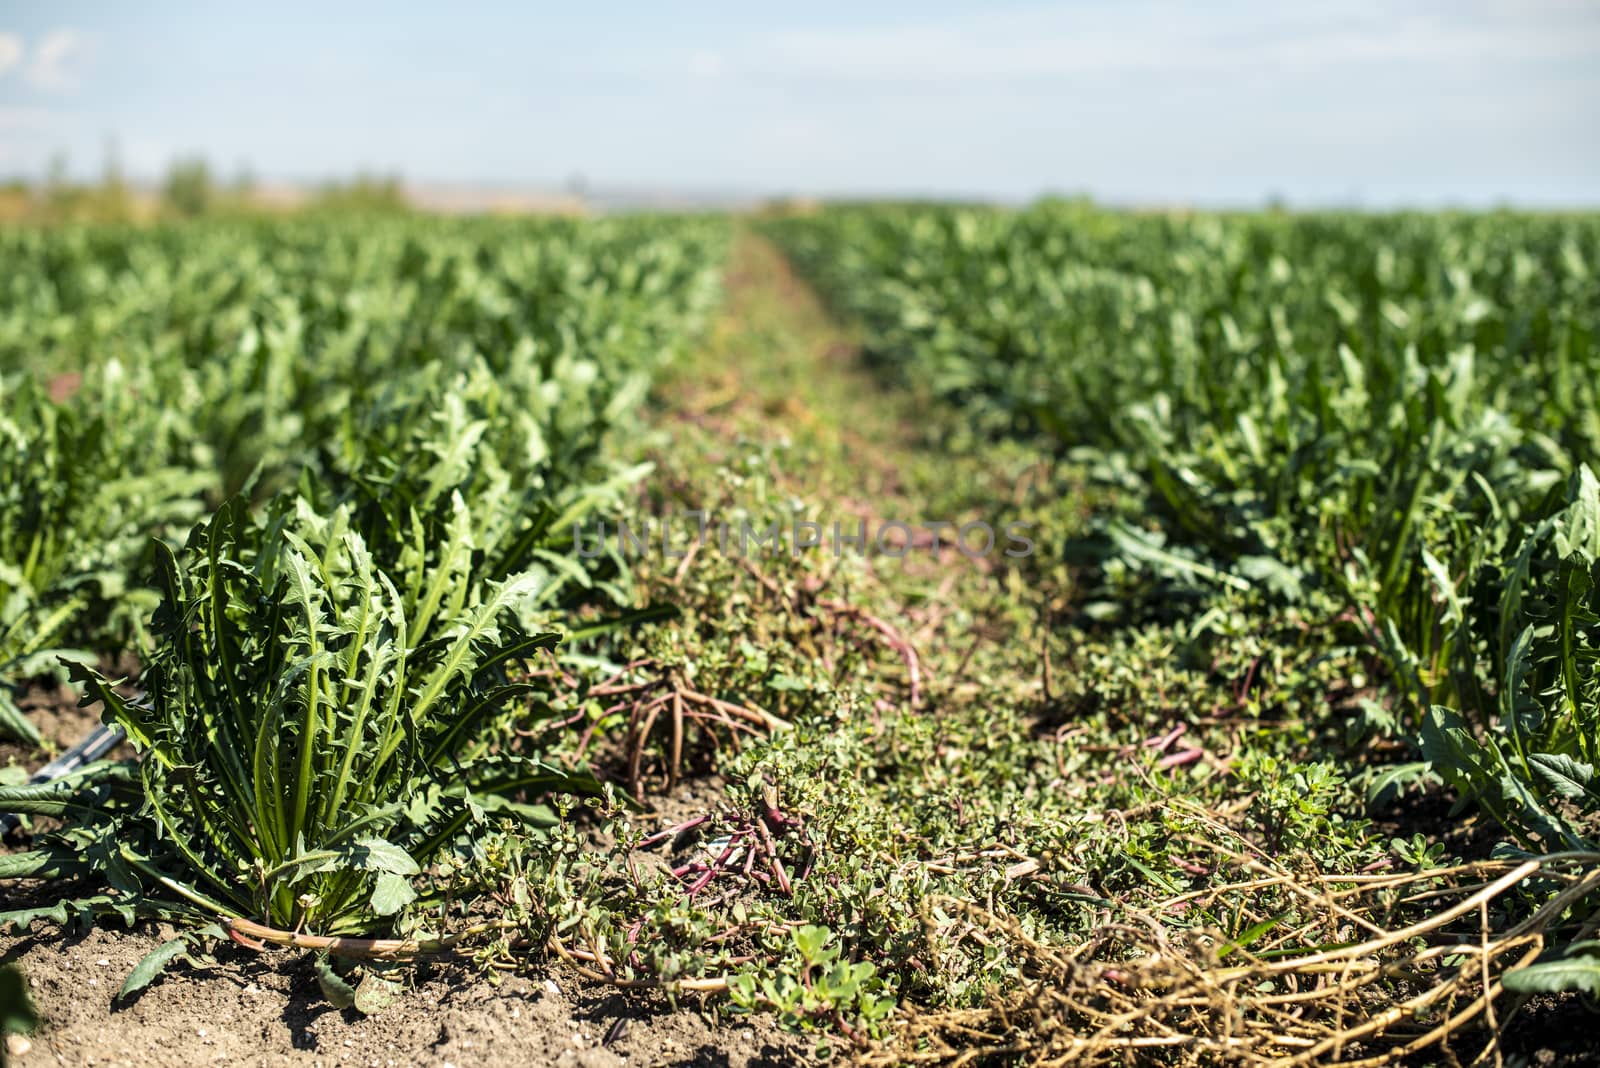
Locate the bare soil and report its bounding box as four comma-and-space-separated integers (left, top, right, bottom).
2, 922, 799, 1067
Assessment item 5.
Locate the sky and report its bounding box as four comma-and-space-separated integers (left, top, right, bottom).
0, 1, 1597, 207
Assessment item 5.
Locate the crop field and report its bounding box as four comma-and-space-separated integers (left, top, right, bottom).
1, 206, 1598, 1066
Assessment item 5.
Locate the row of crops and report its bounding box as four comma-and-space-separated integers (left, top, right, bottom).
0, 217, 727, 954
767, 204, 1600, 857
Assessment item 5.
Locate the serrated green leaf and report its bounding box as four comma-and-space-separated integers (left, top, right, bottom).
1503, 946, 1600, 996
118, 938, 189, 1001
1528, 753, 1598, 802
369, 871, 416, 917
315, 957, 356, 1010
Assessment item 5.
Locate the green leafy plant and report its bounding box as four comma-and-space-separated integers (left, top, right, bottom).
728, 925, 895, 1036
1235, 752, 1364, 858
1503, 940, 1600, 998
1421, 466, 1600, 852
0, 495, 597, 961
0, 212, 728, 1010
0, 367, 209, 742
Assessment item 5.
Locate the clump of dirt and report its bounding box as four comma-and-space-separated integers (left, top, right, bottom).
2, 924, 802, 1067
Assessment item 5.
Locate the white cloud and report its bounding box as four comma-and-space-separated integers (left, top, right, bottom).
0, 107, 56, 130
754, 1, 1600, 84
688, 49, 724, 80
28, 29, 86, 90
0, 32, 22, 77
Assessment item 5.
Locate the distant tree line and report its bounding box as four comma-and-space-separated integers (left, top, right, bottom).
0, 150, 410, 224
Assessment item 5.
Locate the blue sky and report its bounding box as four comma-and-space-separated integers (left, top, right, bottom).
1, 1, 1597, 206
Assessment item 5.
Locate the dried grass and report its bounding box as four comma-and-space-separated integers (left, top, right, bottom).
865, 851, 1600, 1067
